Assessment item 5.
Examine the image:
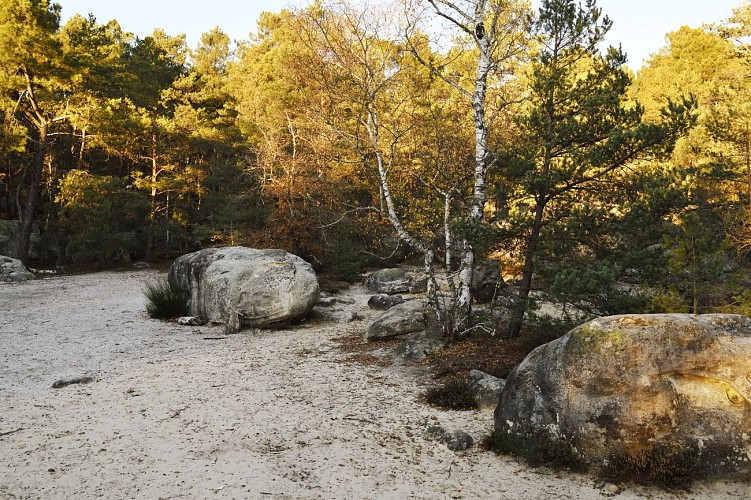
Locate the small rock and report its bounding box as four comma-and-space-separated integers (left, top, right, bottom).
224, 310, 243, 334
317, 297, 337, 307
364, 268, 412, 294
392, 337, 445, 366
426, 426, 474, 452
604, 483, 620, 495
346, 311, 362, 323
366, 300, 425, 340
367, 294, 405, 310
467, 369, 506, 408
447, 431, 474, 452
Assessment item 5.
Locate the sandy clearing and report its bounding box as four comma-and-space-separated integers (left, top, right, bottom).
0, 270, 746, 499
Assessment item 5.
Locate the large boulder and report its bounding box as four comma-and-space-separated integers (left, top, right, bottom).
494, 314, 751, 479
168, 247, 320, 328
366, 300, 425, 340
0, 255, 35, 282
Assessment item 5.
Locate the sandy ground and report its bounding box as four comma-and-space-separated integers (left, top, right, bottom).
1, 269, 748, 499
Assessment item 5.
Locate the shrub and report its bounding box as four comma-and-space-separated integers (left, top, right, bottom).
424, 377, 478, 411
602, 439, 711, 489
144, 279, 188, 319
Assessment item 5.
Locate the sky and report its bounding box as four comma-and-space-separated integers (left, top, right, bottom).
58, 0, 744, 71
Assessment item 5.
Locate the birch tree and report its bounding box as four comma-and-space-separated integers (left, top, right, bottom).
405, 0, 530, 333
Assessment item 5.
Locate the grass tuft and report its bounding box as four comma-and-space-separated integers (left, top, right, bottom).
144, 279, 188, 319
602, 440, 708, 490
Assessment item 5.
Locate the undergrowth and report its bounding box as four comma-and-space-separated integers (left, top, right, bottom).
144, 279, 188, 319
424, 377, 478, 411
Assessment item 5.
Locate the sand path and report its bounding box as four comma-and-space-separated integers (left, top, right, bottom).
0, 270, 745, 499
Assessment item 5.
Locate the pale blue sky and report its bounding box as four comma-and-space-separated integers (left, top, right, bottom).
58, 0, 744, 71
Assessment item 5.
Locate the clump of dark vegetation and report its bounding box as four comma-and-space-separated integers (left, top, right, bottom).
602, 439, 718, 490
144, 279, 188, 319
424, 377, 478, 411
482, 428, 587, 472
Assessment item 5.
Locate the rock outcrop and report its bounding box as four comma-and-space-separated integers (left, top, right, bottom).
364, 268, 416, 295
471, 259, 504, 303
0, 255, 35, 282
366, 300, 425, 340
494, 314, 751, 479
168, 247, 319, 328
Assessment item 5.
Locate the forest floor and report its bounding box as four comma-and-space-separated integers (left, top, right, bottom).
0, 268, 747, 499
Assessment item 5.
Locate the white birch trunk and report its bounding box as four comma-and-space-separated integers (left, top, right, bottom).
456, 0, 492, 332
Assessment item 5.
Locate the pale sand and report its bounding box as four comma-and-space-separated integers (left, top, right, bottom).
0, 270, 747, 499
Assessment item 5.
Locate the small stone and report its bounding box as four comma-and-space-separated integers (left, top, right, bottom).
604, 483, 619, 495
447, 431, 473, 452
317, 297, 337, 307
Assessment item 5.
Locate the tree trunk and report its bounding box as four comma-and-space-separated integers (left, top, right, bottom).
508, 200, 545, 337
16, 121, 48, 264
145, 131, 158, 260
455, 4, 492, 333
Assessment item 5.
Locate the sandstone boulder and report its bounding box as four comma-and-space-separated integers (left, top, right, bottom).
0, 255, 35, 282
364, 268, 414, 295
168, 247, 320, 328
494, 314, 751, 479
471, 259, 504, 303
366, 300, 425, 340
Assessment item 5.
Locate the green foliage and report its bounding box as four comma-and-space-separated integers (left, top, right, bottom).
660, 209, 732, 313
318, 225, 370, 282
424, 377, 478, 411
450, 218, 499, 260
57, 170, 148, 263
497, 0, 698, 337
143, 279, 188, 319
647, 288, 690, 313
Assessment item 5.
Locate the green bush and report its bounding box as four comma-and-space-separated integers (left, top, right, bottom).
144, 279, 188, 319
424, 377, 478, 411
